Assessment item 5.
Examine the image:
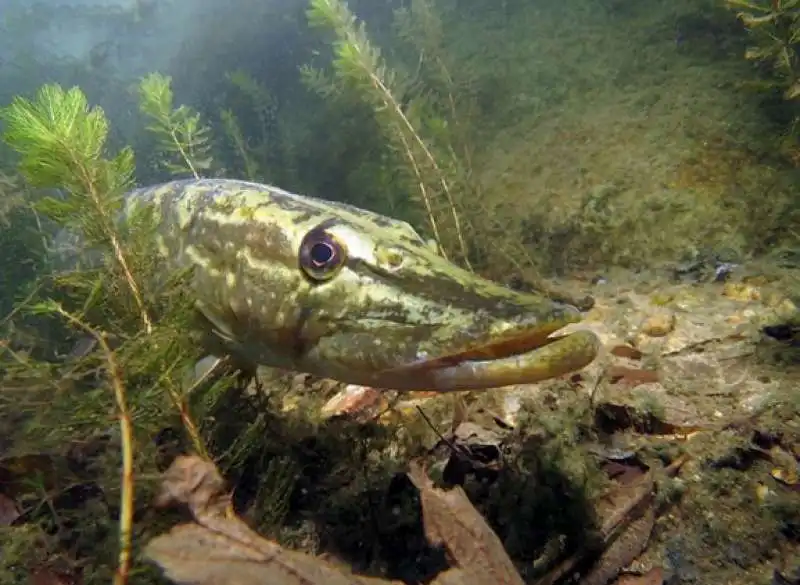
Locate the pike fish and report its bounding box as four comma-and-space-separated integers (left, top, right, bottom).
124, 178, 600, 391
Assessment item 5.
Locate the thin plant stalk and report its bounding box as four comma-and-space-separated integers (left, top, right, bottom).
54, 306, 134, 585
67, 153, 153, 334
364, 61, 472, 271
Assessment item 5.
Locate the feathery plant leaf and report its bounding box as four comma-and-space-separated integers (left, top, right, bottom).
220, 108, 260, 180
137, 72, 213, 179
307, 0, 390, 101
0, 172, 26, 228
1, 84, 134, 242
222, 70, 295, 185
1, 83, 152, 332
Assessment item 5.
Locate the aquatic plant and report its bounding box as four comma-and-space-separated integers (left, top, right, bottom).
304, 0, 472, 268
0, 83, 213, 584
727, 0, 800, 140
219, 70, 294, 185
138, 72, 214, 179
0, 78, 371, 585
219, 107, 260, 180
1, 84, 151, 331
0, 172, 48, 317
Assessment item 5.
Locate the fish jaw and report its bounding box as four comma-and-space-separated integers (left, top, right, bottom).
300, 273, 601, 391
401, 329, 600, 391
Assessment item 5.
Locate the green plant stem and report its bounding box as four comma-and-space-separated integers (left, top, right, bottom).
69, 151, 153, 334
54, 305, 134, 585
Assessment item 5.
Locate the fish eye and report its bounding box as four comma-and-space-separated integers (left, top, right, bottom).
299, 228, 347, 281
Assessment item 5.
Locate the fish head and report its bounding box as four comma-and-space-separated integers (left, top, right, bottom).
141, 179, 600, 391
287, 217, 599, 390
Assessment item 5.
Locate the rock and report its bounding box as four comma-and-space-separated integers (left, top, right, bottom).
640, 311, 676, 337
722, 282, 761, 302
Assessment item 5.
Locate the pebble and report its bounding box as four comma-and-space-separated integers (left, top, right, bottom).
722, 282, 761, 302
640, 311, 676, 337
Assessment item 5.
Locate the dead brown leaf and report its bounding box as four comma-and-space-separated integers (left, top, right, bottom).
580, 504, 655, 585
320, 385, 387, 420
28, 561, 81, 585
429, 568, 489, 585
582, 458, 684, 585
606, 366, 660, 387
609, 345, 644, 360
407, 463, 525, 585
594, 397, 709, 436
0, 492, 20, 525
145, 456, 400, 585
599, 461, 648, 487
146, 523, 396, 585
146, 455, 671, 585
428, 415, 510, 483
613, 567, 664, 585
28, 569, 72, 585
536, 466, 662, 585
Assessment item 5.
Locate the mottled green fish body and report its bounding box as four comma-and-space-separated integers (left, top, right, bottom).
124, 178, 599, 391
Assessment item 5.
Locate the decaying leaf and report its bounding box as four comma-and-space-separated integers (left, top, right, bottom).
537, 456, 688, 585
429, 568, 489, 585
146, 523, 398, 585
580, 504, 655, 585
605, 366, 659, 388
146, 452, 685, 585
421, 403, 512, 484
146, 456, 532, 585
0, 492, 20, 526
407, 463, 525, 585
608, 345, 644, 360
28, 558, 82, 585
613, 567, 664, 585
438, 421, 507, 472
145, 456, 401, 585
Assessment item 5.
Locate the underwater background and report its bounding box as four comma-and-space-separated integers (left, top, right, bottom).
0, 0, 799, 584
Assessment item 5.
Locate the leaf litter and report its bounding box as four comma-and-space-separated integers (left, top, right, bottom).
144, 455, 528, 585
144, 440, 686, 585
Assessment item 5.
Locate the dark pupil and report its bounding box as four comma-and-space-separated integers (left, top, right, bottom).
310, 241, 334, 267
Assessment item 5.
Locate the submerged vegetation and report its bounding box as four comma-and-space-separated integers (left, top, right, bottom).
726, 0, 800, 153
0, 0, 799, 583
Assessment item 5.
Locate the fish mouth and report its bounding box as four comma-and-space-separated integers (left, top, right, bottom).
415, 328, 560, 367
389, 327, 600, 391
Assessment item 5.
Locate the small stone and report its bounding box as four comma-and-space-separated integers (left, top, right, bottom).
640, 311, 676, 337
773, 297, 798, 318
722, 282, 761, 302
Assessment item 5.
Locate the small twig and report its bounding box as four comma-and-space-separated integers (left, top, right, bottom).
147, 351, 228, 461
159, 354, 231, 460
416, 405, 459, 455
53, 305, 134, 585
0, 281, 45, 329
